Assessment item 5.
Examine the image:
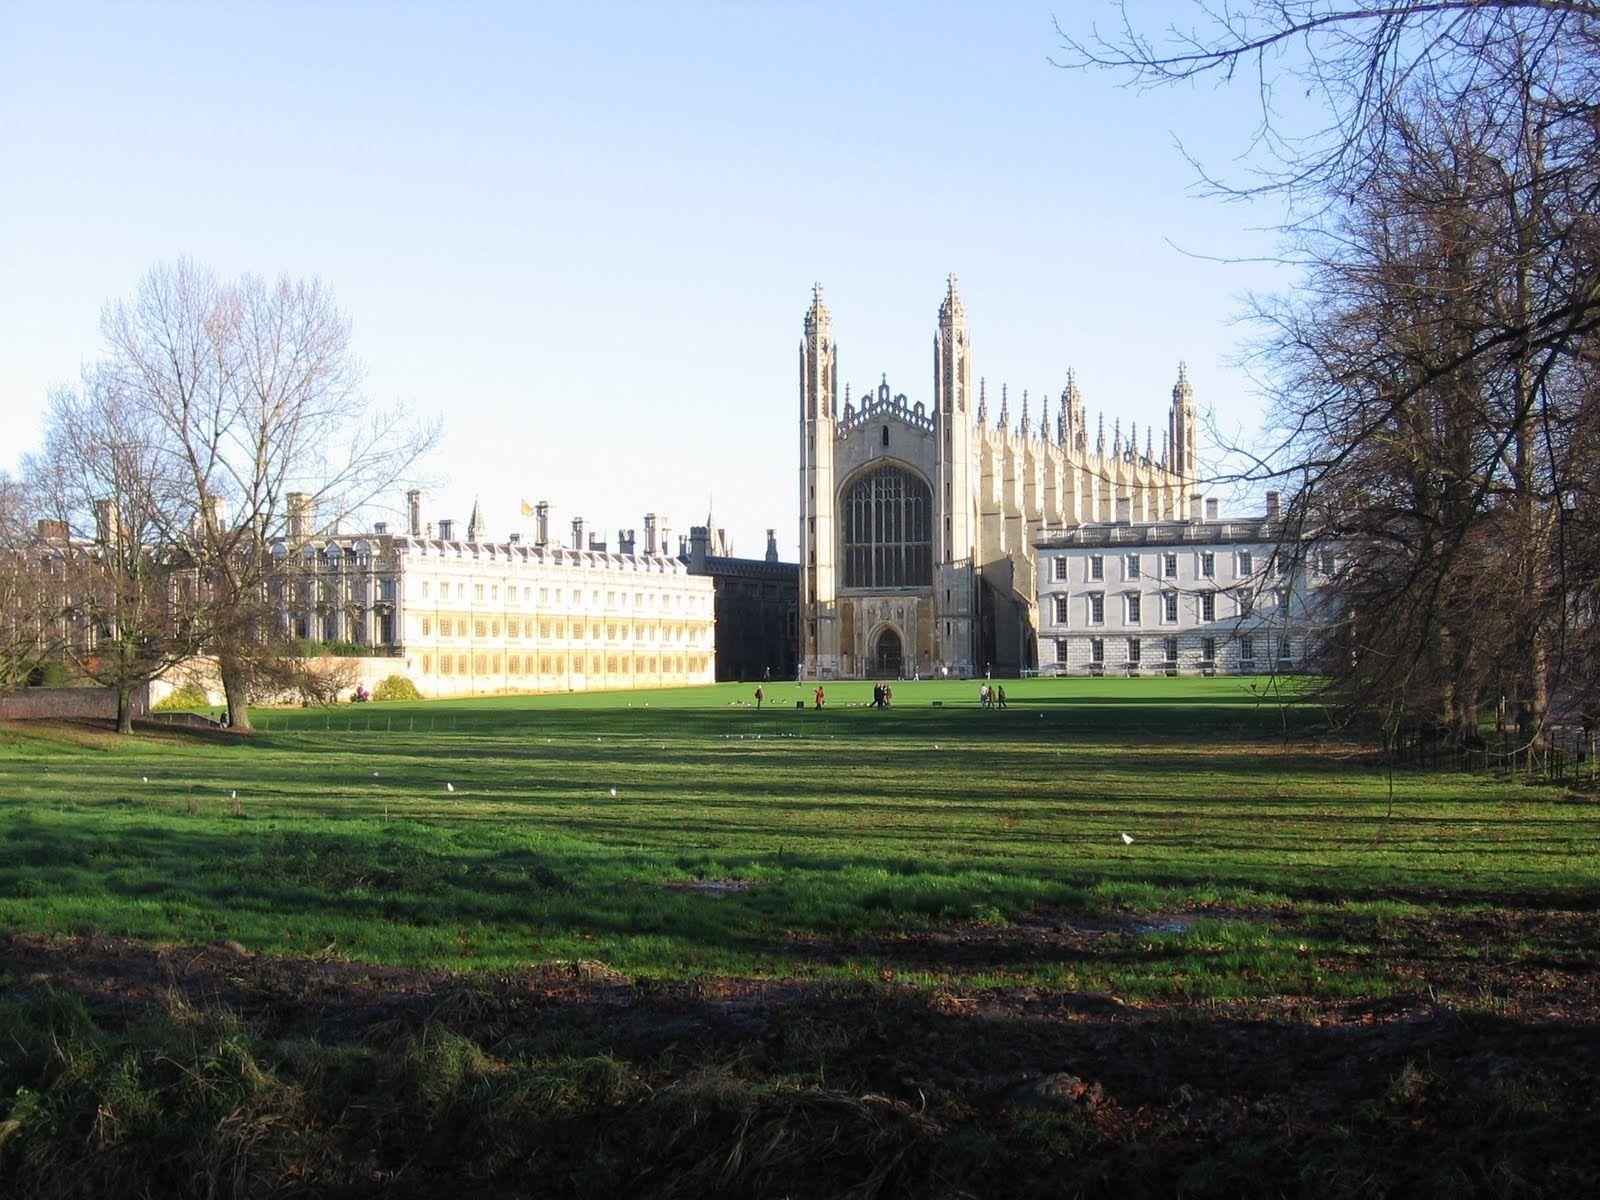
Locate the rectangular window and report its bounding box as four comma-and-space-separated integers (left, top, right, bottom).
1201, 592, 1216, 622
1201, 636, 1216, 662
1240, 635, 1255, 661
1238, 592, 1253, 618
1164, 636, 1178, 662
1200, 552, 1215, 579
421, 581, 431, 599
1163, 553, 1178, 579
1124, 554, 1139, 580
1089, 593, 1105, 624
1279, 637, 1293, 661
1237, 551, 1253, 576
1163, 592, 1179, 622
1274, 555, 1290, 578
1126, 593, 1141, 623
1051, 557, 1068, 582
1278, 588, 1291, 611
1318, 550, 1335, 574
1127, 637, 1141, 663
1053, 595, 1070, 625
1054, 638, 1068, 664
1089, 555, 1104, 581
1090, 637, 1104, 664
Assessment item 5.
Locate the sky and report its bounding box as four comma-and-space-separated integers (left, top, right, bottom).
0, 0, 1295, 558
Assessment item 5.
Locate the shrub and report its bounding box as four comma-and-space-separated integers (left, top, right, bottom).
373, 675, 423, 702
152, 682, 210, 712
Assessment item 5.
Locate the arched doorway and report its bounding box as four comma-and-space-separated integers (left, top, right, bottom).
873, 627, 903, 678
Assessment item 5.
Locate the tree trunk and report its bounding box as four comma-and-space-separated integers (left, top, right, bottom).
116, 685, 134, 735
218, 648, 254, 732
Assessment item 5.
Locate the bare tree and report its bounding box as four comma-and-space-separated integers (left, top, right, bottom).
27, 371, 200, 732
98, 261, 439, 730
0, 472, 68, 692
1059, 3, 1600, 743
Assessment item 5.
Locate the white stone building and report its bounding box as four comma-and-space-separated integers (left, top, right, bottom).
799, 278, 1203, 679
1033, 497, 1339, 675
268, 493, 716, 697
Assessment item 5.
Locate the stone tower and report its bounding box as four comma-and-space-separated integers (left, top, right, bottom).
933, 275, 976, 670
798, 283, 838, 674
1169, 363, 1198, 479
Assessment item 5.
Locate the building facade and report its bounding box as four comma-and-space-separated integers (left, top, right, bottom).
682, 527, 799, 682
1033, 499, 1339, 675
268, 494, 717, 697
798, 279, 1201, 679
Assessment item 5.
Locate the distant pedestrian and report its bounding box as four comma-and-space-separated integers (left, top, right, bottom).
979, 684, 991, 709
996, 685, 1008, 709
755, 685, 765, 709
814, 685, 825, 709
883, 685, 893, 708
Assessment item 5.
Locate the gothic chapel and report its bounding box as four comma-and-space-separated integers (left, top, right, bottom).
799, 277, 1200, 678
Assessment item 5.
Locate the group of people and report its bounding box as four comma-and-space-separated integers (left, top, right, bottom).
872, 683, 894, 709
979, 683, 1008, 709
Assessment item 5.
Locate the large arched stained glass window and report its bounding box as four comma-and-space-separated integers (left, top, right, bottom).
841, 465, 933, 589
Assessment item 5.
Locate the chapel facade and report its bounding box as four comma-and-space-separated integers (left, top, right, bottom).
798, 278, 1201, 679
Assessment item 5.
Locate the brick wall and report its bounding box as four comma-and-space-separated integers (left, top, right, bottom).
0, 685, 149, 721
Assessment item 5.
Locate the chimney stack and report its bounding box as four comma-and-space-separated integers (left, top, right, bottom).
571, 516, 585, 549
1188, 494, 1203, 522
618, 528, 636, 555
406, 489, 423, 537
643, 513, 659, 555
437, 518, 454, 542
688, 526, 709, 571
286, 492, 314, 541
765, 529, 779, 563
1265, 490, 1282, 521
535, 501, 550, 546
1115, 496, 1132, 525
588, 533, 606, 552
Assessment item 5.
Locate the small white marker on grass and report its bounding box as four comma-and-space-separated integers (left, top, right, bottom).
1121, 832, 1135, 845
445, 782, 455, 793
609, 787, 618, 797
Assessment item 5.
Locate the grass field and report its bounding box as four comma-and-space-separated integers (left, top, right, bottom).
3, 677, 1598, 1197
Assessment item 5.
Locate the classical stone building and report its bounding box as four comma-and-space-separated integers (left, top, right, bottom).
799, 279, 1201, 679
1033, 493, 1342, 675
268, 493, 716, 697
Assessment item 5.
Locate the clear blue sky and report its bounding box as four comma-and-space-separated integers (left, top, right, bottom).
1, 1, 1291, 557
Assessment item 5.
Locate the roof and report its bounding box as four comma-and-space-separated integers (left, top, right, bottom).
1033, 518, 1294, 550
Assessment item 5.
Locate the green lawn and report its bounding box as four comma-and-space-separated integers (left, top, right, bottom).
6, 677, 1600, 1198
3, 676, 1594, 1000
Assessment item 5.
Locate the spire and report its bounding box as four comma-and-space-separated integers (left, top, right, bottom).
1019, 389, 1030, 439
1173, 360, 1192, 402
939, 272, 965, 324
1129, 421, 1138, 462
1112, 417, 1122, 458
804, 281, 831, 337
466, 496, 484, 543
1040, 392, 1051, 441
1146, 427, 1154, 463
1096, 413, 1106, 457
997, 383, 1009, 432
976, 377, 987, 424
